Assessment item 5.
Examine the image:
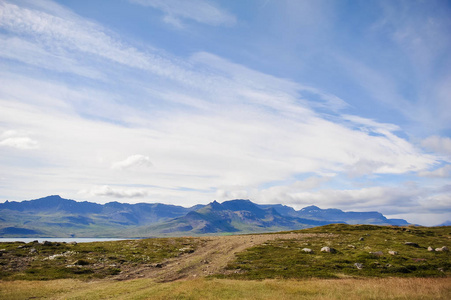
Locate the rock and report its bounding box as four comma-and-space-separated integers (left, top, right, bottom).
370, 251, 384, 257
30, 248, 38, 254
388, 251, 398, 255
321, 247, 336, 253
348, 245, 356, 249
436, 246, 449, 252
68, 242, 77, 246
178, 247, 194, 253
404, 242, 419, 247
302, 248, 313, 253
428, 246, 435, 252
154, 263, 164, 268
43, 241, 52, 246
354, 263, 364, 269
413, 258, 426, 262
359, 237, 364, 241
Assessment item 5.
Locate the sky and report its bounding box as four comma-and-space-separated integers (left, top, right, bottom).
0, 0, 450, 226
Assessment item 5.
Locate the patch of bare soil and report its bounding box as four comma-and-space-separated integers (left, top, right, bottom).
115, 233, 324, 282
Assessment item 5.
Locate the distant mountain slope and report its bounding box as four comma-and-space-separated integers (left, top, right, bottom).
0, 195, 197, 237
140, 200, 334, 236
0, 196, 409, 237
258, 204, 408, 225
436, 220, 451, 226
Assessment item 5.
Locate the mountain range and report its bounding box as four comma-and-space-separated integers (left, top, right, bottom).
0, 195, 409, 237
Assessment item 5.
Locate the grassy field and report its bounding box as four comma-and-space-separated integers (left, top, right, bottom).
0, 277, 450, 299
221, 224, 451, 279
0, 224, 450, 299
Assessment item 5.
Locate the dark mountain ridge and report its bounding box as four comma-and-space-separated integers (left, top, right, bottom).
0, 195, 409, 237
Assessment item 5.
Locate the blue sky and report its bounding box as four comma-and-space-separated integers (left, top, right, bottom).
0, 0, 450, 225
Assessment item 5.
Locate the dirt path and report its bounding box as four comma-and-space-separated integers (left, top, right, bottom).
115, 232, 321, 282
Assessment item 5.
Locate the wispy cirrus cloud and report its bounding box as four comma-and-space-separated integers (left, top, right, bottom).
0, 0, 436, 180
0, 0, 193, 84
129, 0, 236, 28
0, 0, 446, 226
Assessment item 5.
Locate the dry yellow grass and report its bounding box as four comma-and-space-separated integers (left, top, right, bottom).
1, 277, 450, 300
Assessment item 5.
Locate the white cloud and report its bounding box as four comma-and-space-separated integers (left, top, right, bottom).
215, 176, 333, 205
422, 136, 451, 159
0, 130, 38, 149
111, 155, 153, 170
342, 115, 400, 133
418, 165, 451, 178
130, 0, 236, 27
80, 185, 148, 198
247, 183, 451, 226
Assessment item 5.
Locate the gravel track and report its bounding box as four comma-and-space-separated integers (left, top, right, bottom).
116, 233, 322, 282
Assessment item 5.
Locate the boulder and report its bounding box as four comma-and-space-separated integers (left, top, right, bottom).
302, 248, 313, 253
321, 246, 336, 253
436, 246, 449, 252
427, 246, 435, 252
388, 251, 398, 255
354, 263, 364, 269
370, 251, 384, 257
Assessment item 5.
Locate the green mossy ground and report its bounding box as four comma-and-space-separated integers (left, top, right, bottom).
1, 224, 449, 281
220, 224, 450, 279
0, 237, 199, 280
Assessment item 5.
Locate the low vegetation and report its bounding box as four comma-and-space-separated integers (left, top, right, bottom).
220, 224, 450, 279
0, 237, 199, 280
0, 224, 449, 299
